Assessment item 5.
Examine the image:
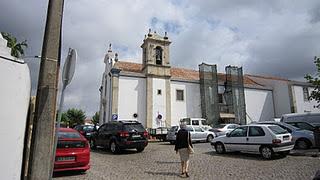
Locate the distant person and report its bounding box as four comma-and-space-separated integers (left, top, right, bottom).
175, 123, 193, 178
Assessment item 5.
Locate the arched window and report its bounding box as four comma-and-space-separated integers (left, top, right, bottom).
155, 46, 162, 65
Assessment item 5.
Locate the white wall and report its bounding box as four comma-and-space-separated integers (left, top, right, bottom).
292, 85, 320, 113
152, 78, 166, 128
171, 81, 202, 126
248, 76, 291, 117
245, 88, 274, 123
118, 76, 147, 126
0, 34, 31, 180
0, 60, 30, 179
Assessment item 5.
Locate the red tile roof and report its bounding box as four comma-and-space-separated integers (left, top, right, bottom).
114, 61, 264, 87
245, 74, 289, 82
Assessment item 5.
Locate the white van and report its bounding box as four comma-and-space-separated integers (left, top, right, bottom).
280, 113, 320, 127
180, 118, 211, 130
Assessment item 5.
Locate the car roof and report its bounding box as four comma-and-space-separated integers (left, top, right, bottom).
59, 128, 78, 132
103, 120, 141, 125
246, 124, 276, 127
282, 112, 320, 117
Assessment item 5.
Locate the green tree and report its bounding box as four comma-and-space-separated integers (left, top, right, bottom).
60, 112, 70, 127
92, 112, 100, 125
65, 108, 86, 127
305, 56, 320, 108
1, 32, 28, 58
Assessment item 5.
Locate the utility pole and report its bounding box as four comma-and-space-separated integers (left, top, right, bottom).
28, 0, 64, 179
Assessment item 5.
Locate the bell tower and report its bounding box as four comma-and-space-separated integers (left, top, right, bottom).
141, 29, 172, 129
141, 29, 171, 77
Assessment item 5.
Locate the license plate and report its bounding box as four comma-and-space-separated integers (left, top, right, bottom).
57, 156, 75, 161
283, 137, 289, 141
132, 135, 141, 138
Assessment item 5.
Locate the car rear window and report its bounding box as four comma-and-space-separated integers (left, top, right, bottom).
124, 123, 145, 132
58, 131, 81, 139
268, 126, 288, 134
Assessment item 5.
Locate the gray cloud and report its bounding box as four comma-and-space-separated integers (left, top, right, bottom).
1, 0, 320, 116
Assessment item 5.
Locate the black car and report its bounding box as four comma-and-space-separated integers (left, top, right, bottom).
90, 120, 148, 154
74, 124, 96, 140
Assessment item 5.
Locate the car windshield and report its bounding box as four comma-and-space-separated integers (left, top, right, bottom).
58, 131, 81, 139
268, 125, 288, 134
201, 120, 208, 125
124, 124, 145, 132
83, 125, 95, 132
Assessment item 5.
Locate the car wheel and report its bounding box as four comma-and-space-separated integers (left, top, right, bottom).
207, 135, 214, 142
90, 139, 96, 150
136, 147, 145, 152
260, 146, 273, 159
169, 141, 175, 145
295, 139, 310, 150
110, 141, 120, 154
215, 142, 225, 154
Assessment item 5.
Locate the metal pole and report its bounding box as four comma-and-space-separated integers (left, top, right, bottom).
27, 0, 64, 179
50, 84, 66, 177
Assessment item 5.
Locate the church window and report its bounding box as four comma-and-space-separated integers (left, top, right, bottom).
157, 89, 162, 95
155, 46, 163, 65
176, 89, 184, 101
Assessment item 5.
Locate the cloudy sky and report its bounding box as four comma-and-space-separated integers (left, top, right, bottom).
1, 0, 320, 117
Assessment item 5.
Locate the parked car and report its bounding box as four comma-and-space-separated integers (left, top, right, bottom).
54, 128, 90, 172
90, 120, 148, 154
285, 121, 316, 132
256, 121, 315, 149
210, 124, 240, 136
211, 124, 294, 159
280, 113, 320, 127
180, 117, 212, 130
166, 125, 215, 144
74, 124, 97, 140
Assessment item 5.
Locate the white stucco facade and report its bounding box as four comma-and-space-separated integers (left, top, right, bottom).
248, 76, 291, 117
245, 88, 274, 123
118, 76, 147, 126
152, 78, 167, 127
170, 81, 202, 126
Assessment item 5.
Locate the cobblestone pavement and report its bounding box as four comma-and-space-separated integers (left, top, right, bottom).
53, 142, 320, 180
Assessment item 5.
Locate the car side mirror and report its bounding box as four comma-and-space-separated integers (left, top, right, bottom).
226, 132, 230, 137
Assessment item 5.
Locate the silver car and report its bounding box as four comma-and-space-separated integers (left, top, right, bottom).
256, 121, 315, 149
166, 125, 215, 144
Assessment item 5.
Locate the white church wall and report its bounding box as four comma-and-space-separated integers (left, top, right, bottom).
118, 76, 147, 126
292, 85, 320, 113
245, 88, 274, 123
171, 81, 202, 126
152, 78, 167, 128
248, 76, 291, 118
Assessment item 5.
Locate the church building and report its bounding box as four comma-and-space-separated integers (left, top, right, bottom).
98, 30, 320, 129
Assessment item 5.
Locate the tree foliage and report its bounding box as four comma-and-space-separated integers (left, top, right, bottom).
305, 56, 320, 108
92, 112, 100, 125
62, 108, 86, 127
1, 32, 28, 58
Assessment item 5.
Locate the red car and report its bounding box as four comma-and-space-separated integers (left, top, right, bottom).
54, 128, 90, 172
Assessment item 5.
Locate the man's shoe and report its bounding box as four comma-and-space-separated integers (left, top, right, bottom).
185, 173, 189, 178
